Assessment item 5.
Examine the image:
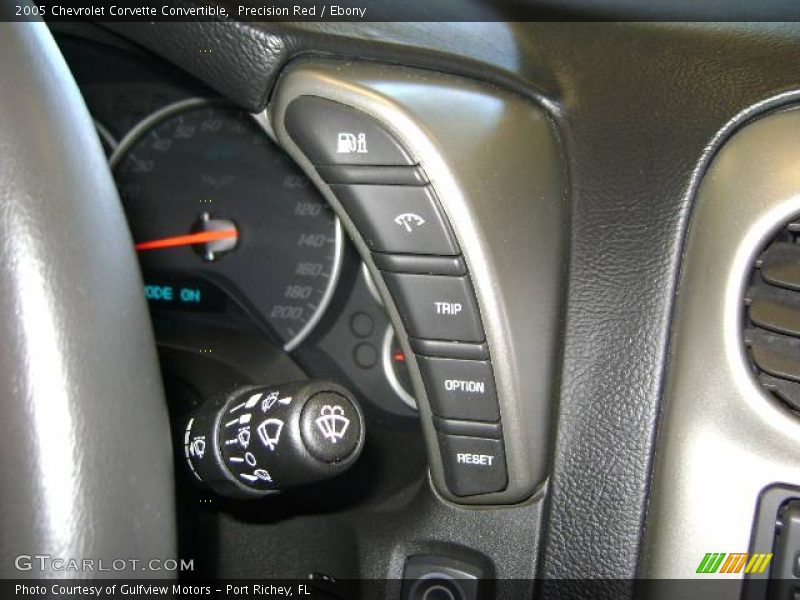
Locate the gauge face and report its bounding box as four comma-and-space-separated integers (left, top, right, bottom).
112, 99, 341, 350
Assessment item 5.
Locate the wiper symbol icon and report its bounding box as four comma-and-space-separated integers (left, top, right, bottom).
256, 418, 284, 451
315, 405, 350, 444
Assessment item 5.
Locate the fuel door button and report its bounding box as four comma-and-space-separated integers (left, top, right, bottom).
418, 357, 499, 421
384, 273, 485, 343
285, 96, 415, 166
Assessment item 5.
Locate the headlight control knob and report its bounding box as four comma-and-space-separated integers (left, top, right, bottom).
181, 380, 365, 498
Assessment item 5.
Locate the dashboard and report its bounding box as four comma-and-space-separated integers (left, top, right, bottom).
47, 25, 558, 583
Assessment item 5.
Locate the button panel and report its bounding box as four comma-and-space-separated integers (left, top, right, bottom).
384, 273, 484, 343
285, 96, 415, 166
332, 185, 459, 256
418, 356, 499, 422
437, 433, 508, 497
284, 93, 508, 500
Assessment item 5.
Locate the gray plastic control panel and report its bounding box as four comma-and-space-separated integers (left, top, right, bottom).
270, 59, 567, 505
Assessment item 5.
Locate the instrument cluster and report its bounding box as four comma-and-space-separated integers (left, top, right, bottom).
57, 30, 417, 419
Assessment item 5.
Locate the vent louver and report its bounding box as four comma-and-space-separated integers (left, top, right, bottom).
745, 218, 800, 412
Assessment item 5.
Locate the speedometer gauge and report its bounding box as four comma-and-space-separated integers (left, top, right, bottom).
111, 99, 342, 351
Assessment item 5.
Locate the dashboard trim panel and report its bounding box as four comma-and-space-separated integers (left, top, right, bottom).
268, 58, 568, 505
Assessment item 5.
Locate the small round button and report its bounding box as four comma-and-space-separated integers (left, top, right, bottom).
421, 585, 456, 600
409, 576, 465, 600
349, 311, 375, 338
300, 391, 362, 463
353, 342, 378, 369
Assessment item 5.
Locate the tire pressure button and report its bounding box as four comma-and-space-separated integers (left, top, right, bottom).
330, 184, 459, 255
436, 433, 507, 497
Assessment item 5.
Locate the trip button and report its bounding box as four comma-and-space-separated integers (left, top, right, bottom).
437, 433, 507, 496
331, 185, 459, 255
285, 97, 415, 166
418, 357, 499, 421
383, 274, 484, 342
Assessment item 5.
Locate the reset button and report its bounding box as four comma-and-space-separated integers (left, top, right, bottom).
436, 433, 507, 497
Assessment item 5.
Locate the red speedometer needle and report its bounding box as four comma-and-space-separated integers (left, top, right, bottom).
135, 229, 238, 251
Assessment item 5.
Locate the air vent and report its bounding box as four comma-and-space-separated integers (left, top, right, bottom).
745, 218, 800, 412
